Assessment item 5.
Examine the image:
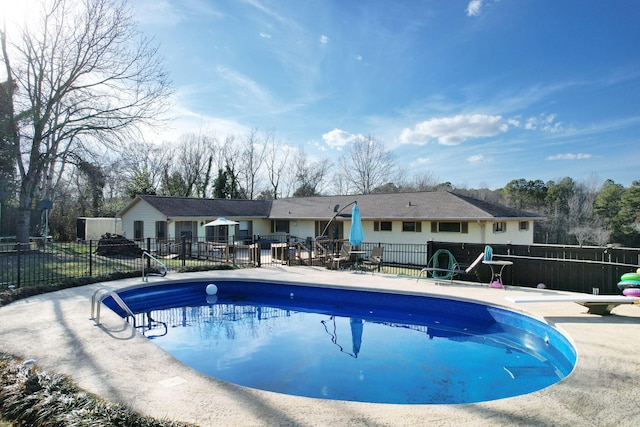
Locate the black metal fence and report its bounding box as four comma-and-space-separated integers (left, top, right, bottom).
1, 234, 639, 295
264, 237, 640, 295
0, 237, 262, 289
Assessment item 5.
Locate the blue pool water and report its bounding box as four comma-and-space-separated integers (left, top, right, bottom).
105, 280, 576, 404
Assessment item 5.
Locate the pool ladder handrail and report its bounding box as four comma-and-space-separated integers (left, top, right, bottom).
142, 251, 168, 281
91, 287, 137, 328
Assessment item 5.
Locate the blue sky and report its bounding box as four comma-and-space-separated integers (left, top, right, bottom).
132, 0, 640, 190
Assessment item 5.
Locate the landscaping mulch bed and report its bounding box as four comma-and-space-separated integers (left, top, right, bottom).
0, 353, 195, 427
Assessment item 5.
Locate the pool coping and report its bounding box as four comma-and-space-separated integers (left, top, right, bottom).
1, 266, 639, 426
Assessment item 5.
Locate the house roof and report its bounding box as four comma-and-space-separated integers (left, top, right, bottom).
118, 191, 542, 221
269, 191, 543, 221
118, 195, 272, 219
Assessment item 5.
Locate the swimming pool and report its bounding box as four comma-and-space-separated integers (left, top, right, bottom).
104, 279, 576, 404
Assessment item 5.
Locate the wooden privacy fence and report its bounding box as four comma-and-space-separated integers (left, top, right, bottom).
429, 242, 640, 295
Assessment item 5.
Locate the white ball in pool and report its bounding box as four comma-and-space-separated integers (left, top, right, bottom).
206, 284, 218, 295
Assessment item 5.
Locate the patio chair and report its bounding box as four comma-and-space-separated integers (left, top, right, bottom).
328, 243, 351, 270
417, 249, 485, 283
361, 246, 384, 274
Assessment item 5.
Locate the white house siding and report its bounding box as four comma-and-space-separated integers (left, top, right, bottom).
362, 220, 533, 245
198, 218, 272, 243
120, 208, 272, 244
121, 211, 534, 246
278, 218, 534, 246
118, 195, 538, 248
250, 219, 274, 239
120, 202, 165, 240
288, 221, 317, 241
484, 220, 534, 245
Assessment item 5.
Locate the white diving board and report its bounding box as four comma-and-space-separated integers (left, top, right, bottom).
506, 295, 640, 315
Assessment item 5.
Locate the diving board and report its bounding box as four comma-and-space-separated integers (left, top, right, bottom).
506, 294, 640, 315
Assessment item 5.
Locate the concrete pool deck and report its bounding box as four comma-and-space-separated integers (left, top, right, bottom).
0, 266, 639, 426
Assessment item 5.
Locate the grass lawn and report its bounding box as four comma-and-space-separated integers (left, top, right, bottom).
1, 241, 232, 290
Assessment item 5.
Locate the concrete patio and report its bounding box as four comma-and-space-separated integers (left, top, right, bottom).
0, 266, 639, 426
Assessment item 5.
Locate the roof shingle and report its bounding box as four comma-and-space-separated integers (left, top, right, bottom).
119, 191, 542, 221
121, 195, 272, 218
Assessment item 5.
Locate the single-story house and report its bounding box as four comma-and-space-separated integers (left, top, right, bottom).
117, 191, 543, 246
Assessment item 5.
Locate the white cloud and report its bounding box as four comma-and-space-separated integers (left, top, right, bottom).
133, 0, 185, 26
133, 0, 223, 26
319, 35, 329, 44
507, 117, 521, 127
411, 157, 431, 166
467, 154, 485, 163
140, 101, 250, 146
216, 66, 270, 102
400, 114, 508, 146
322, 128, 361, 149
546, 153, 593, 161
466, 0, 483, 17
356, 54, 363, 61
259, 32, 272, 39
524, 113, 563, 132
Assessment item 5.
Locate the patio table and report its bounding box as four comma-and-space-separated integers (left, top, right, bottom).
483, 260, 513, 286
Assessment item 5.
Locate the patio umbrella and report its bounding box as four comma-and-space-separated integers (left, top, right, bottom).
204, 218, 239, 243
204, 218, 239, 227
350, 318, 363, 357
349, 203, 363, 246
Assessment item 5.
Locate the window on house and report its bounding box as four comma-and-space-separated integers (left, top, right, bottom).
238, 220, 252, 242
155, 221, 167, 240
205, 225, 215, 241
176, 221, 196, 240
519, 221, 529, 231
493, 222, 507, 233
316, 221, 329, 237
402, 221, 422, 232
373, 221, 392, 231
316, 220, 343, 239
431, 221, 468, 233
133, 221, 144, 241
272, 220, 290, 233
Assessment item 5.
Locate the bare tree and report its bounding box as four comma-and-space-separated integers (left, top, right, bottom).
592, 227, 612, 246
264, 135, 290, 199
332, 170, 353, 195
213, 135, 245, 199
1, 0, 171, 242
408, 172, 440, 191
292, 148, 331, 197
172, 133, 215, 197
238, 128, 267, 199
339, 135, 395, 194
119, 140, 172, 190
